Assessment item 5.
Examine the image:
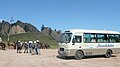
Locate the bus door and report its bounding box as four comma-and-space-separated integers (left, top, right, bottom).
72, 35, 82, 49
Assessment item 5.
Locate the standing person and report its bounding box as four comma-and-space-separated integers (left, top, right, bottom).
16, 41, 21, 53
28, 41, 32, 53
31, 41, 35, 55
36, 40, 41, 55
23, 42, 28, 53
34, 41, 38, 55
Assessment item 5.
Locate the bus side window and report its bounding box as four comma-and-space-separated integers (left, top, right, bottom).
91, 37, 96, 42
97, 34, 108, 43
108, 34, 120, 43
90, 33, 96, 43
72, 36, 82, 43
114, 34, 120, 42
84, 33, 91, 43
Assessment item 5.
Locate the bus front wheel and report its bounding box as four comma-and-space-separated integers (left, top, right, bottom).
75, 51, 84, 60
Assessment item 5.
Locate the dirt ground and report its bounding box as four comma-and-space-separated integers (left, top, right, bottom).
0, 49, 120, 67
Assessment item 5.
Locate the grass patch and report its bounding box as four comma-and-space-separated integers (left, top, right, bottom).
1, 32, 58, 49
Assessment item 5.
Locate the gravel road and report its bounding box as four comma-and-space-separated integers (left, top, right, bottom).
0, 49, 120, 67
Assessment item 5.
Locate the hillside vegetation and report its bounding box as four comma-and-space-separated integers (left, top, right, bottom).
1, 32, 58, 49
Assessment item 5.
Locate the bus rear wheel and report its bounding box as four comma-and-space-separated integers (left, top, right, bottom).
105, 50, 112, 58
75, 51, 84, 60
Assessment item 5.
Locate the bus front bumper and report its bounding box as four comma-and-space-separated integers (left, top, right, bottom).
58, 49, 71, 57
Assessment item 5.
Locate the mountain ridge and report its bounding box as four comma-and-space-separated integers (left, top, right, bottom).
0, 20, 39, 36
0, 20, 61, 45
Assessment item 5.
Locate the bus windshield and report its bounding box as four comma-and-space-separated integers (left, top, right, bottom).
59, 33, 72, 43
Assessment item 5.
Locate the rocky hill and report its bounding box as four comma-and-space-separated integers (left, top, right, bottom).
12, 20, 39, 33
41, 27, 61, 42
0, 20, 39, 36
0, 20, 61, 44
9, 25, 25, 35
0, 20, 11, 35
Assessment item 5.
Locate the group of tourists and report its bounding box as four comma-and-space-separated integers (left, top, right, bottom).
16, 40, 41, 55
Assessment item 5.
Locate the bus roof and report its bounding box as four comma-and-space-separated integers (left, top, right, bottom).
65, 29, 120, 34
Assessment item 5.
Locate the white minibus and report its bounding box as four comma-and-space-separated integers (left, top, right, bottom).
58, 29, 120, 60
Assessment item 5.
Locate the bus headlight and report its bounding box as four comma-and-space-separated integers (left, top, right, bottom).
65, 49, 70, 53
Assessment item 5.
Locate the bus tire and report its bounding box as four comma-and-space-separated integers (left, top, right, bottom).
75, 51, 84, 60
105, 50, 112, 58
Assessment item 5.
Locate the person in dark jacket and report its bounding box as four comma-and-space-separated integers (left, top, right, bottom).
16, 41, 22, 53
23, 42, 28, 53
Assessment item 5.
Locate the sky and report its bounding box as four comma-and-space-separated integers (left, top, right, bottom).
0, 0, 120, 32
